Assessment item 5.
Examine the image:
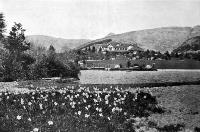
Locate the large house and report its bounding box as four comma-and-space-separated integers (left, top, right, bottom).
79, 39, 143, 53
100, 41, 143, 53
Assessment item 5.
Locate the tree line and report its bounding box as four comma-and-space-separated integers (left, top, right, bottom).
0, 13, 80, 82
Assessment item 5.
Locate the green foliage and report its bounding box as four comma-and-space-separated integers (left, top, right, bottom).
31, 45, 80, 79
92, 46, 95, 52
5, 23, 30, 52
0, 13, 6, 40
1, 23, 35, 81
29, 44, 47, 63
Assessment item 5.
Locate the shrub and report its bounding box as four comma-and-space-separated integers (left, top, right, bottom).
30, 53, 80, 80
1, 23, 35, 82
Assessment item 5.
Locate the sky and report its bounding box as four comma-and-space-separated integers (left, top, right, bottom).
1, 0, 200, 39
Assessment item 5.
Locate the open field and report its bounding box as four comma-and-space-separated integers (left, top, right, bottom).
79, 70, 200, 84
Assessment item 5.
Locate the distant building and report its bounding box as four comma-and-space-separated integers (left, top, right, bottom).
100, 41, 143, 53
80, 39, 143, 54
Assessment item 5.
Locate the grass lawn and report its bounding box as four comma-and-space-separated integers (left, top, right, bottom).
147, 85, 200, 130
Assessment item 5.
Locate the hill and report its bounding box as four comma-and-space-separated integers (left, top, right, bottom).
105, 26, 200, 52
26, 35, 90, 52
105, 33, 116, 37
173, 36, 200, 53
78, 26, 200, 52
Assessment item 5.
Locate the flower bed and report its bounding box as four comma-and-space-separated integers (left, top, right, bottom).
0, 87, 164, 131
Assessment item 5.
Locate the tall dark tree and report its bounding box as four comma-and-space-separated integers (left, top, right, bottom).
0, 13, 6, 40
92, 46, 95, 52
47, 45, 56, 60
2, 23, 34, 81
49, 45, 55, 52
127, 60, 131, 68
5, 23, 30, 53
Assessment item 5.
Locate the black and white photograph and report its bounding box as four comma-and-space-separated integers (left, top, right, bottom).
0, 0, 200, 131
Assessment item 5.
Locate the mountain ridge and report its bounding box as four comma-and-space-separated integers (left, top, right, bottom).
26, 35, 91, 52
26, 25, 200, 53
103, 26, 195, 52
79, 26, 200, 52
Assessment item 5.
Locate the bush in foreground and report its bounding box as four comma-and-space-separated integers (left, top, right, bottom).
30, 53, 80, 80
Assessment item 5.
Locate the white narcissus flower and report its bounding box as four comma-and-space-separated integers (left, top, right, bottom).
85, 106, 88, 110
39, 104, 43, 110
85, 114, 90, 118
112, 108, 115, 113
78, 111, 81, 115
54, 102, 58, 106
33, 128, 39, 132
93, 99, 98, 103
96, 107, 99, 111
99, 113, 103, 117
85, 93, 89, 98
135, 117, 141, 122
83, 99, 86, 103
16, 115, 21, 120
28, 102, 32, 106
115, 87, 120, 91
21, 98, 24, 105
48, 121, 53, 125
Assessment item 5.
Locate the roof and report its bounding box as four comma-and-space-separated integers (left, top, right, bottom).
76, 39, 112, 50
107, 41, 141, 49
97, 40, 143, 51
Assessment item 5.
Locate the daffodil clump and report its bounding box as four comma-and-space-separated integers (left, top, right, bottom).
0, 86, 164, 131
